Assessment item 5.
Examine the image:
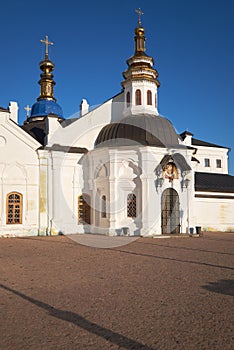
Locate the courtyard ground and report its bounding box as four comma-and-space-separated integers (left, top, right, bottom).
0, 232, 233, 350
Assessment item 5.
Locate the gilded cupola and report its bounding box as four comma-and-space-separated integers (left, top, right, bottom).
122, 9, 160, 117
27, 36, 63, 122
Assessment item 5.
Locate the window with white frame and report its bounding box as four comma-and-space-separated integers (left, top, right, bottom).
147, 90, 152, 105
204, 158, 210, 167
135, 89, 142, 105
216, 159, 222, 168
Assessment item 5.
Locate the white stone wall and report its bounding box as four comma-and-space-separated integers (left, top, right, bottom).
193, 146, 229, 174
1, 97, 233, 237
193, 195, 234, 232
0, 110, 40, 236
46, 93, 125, 150
83, 145, 194, 236
123, 80, 158, 117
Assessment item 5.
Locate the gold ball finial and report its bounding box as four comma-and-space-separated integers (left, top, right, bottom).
135, 26, 145, 36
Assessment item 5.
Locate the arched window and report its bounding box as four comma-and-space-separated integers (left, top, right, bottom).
101, 195, 107, 218
7, 192, 22, 224
78, 194, 91, 224
147, 90, 152, 105
126, 92, 130, 107
135, 89, 142, 105
127, 193, 136, 218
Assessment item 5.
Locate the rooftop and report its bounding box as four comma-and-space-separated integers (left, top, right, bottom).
195, 172, 234, 193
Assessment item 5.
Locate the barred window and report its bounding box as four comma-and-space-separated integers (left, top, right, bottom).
101, 195, 107, 218
135, 89, 142, 105
78, 194, 91, 224
127, 193, 136, 218
7, 192, 22, 224
147, 90, 152, 105
126, 92, 130, 107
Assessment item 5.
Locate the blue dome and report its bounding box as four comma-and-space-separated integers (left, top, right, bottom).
31, 99, 63, 118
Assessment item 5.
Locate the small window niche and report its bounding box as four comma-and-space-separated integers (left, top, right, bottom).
135, 89, 142, 105
216, 159, 221, 168
101, 195, 107, 218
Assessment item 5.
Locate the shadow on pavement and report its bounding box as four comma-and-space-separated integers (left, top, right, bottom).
134, 240, 234, 256
0, 283, 155, 350
110, 248, 234, 271
202, 279, 234, 296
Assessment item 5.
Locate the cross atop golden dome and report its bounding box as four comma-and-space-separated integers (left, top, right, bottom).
40, 35, 54, 59
37, 35, 56, 101
135, 8, 144, 27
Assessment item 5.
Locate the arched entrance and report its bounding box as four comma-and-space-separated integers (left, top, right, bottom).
161, 188, 180, 234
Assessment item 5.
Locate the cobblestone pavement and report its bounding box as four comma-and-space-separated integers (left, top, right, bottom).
0, 232, 233, 350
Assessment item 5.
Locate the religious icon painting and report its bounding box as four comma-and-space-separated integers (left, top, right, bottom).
163, 162, 178, 183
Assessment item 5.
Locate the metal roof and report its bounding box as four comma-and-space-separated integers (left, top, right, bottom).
44, 144, 87, 153
30, 99, 63, 119
0, 107, 8, 112
192, 138, 228, 149
95, 114, 180, 148
195, 172, 234, 193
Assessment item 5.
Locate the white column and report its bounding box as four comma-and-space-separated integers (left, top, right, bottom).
108, 150, 118, 235
50, 151, 64, 234
139, 149, 160, 235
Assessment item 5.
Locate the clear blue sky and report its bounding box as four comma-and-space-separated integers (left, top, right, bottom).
1, 0, 234, 174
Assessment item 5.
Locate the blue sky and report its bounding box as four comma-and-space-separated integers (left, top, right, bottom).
1, 0, 234, 174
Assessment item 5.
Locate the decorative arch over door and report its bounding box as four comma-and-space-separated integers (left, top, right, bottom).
161, 188, 180, 234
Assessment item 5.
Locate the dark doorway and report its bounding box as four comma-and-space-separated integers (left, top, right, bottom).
161, 188, 180, 234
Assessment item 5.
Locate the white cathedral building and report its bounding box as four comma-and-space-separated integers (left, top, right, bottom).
1, 16, 234, 237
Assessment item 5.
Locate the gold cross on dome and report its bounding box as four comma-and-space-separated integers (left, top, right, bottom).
135, 8, 144, 26
40, 35, 54, 57
24, 105, 31, 117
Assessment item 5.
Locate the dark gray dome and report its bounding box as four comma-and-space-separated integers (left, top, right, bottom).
95, 114, 179, 148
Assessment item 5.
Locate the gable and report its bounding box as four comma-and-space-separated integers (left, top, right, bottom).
0, 116, 41, 164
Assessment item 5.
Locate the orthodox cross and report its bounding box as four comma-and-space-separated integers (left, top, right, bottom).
24, 105, 31, 117
135, 8, 144, 26
40, 35, 54, 57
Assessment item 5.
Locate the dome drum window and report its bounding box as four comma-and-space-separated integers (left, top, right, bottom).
126, 92, 131, 107
147, 90, 152, 105
135, 89, 142, 105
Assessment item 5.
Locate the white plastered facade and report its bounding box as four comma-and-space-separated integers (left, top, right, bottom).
1, 23, 234, 237
1, 91, 233, 237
